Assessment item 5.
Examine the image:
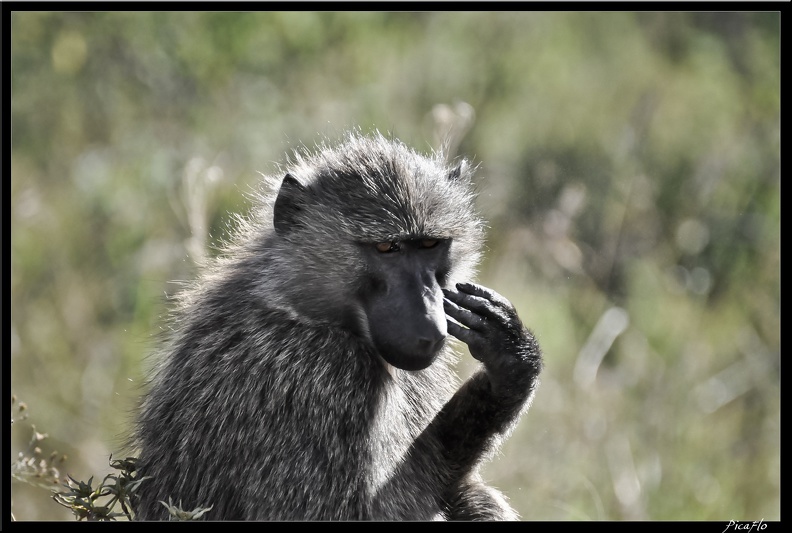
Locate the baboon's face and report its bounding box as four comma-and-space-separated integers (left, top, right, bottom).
272, 140, 481, 372
358, 238, 452, 371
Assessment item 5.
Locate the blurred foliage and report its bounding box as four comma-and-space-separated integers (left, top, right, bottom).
10, 395, 68, 501
10, 11, 779, 521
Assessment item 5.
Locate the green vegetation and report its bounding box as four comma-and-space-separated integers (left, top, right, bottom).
51, 457, 146, 521
10, 12, 779, 520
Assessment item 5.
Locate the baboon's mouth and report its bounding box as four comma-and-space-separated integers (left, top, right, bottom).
378, 342, 444, 372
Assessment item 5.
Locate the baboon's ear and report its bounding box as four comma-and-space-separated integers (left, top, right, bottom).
448, 160, 470, 183
274, 174, 307, 235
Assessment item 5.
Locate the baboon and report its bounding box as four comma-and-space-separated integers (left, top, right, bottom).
134, 132, 543, 521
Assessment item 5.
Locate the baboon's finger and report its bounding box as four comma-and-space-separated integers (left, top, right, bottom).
446, 319, 483, 353
443, 286, 509, 325
456, 282, 514, 314
443, 298, 487, 332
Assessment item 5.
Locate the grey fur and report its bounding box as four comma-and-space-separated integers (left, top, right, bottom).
133, 132, 542, 521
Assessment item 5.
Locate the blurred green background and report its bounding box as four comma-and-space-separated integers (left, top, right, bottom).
10, 11, 779, 521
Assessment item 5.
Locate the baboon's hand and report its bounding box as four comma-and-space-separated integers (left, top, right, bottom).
443, 282, 541, 397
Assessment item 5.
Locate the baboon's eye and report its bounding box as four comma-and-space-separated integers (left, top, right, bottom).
375, 241, 400, 253
420, 239, 439, 249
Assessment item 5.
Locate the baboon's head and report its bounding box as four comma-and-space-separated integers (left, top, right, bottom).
268, 132, 484, 371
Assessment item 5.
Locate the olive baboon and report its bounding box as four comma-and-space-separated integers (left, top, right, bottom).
134, 132, 543, 521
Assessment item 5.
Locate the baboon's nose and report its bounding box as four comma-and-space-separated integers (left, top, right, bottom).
416, 333, 446, 357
